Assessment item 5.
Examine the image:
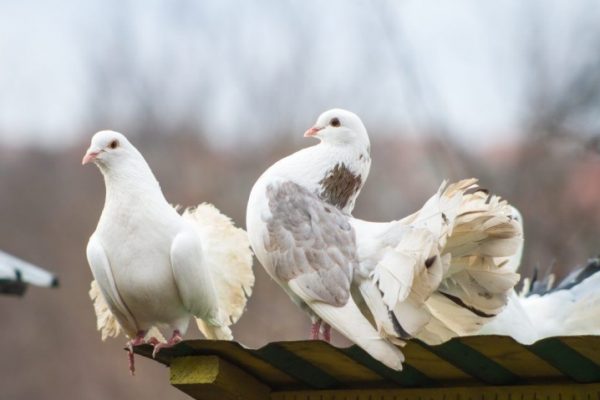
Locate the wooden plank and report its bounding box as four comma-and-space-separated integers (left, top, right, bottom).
131, 342, 199, 366
135, 336, 600, 394
529, 337, 600, 382
561, 336, 600, 366
170, 355, 271, 400
183, 340, 297, 388
402, 341, 472, 382
270, 383, 600, 400
254, 343, 341, 389
462, 336, 563, 380
277, 341, 384, 385
341, 346, 436, 387
422, 339, 520, 385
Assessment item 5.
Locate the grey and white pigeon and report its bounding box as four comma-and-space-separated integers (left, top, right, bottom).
246, 109, 523, 370
83, 130, 254, 374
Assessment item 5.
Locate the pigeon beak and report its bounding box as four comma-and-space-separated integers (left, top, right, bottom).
82, 149, 100, 165
304, 126, 323, 138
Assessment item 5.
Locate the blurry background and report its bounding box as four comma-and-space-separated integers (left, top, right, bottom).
2, 0, 600, 398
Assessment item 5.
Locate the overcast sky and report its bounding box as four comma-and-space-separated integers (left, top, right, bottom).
0, 0, 595, 148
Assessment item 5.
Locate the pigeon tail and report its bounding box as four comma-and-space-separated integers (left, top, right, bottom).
416, 180, 522, 343
360, 180, 522, 345
183, 203, 254, 335
368, 227, 448, 340
195, 319, 234, 340
477, 290, 538, 344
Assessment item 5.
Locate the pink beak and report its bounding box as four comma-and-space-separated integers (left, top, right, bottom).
82, 151, 99, 165
304, 126, 323, 138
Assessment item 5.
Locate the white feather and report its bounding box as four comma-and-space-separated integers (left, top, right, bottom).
481, 270, 600, 343
182, 204, 254, 334
290, 280, 405, 370
354, 180, 522, 345
478, 210, 600, 343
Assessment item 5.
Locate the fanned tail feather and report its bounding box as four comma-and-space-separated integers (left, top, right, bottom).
370, 227, 450, 339
417, 180, 522, 343
363, 179, 522, 345
195, 319, 234, 340
182, 203, 254, 338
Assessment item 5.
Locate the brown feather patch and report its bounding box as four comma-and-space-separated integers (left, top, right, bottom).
319, 163, 362, 210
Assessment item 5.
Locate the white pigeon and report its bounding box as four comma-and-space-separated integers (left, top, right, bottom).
246, 109, 522, 370
83, 130, 254, 374
516, 260, 600, 339
478, 211, 600, 343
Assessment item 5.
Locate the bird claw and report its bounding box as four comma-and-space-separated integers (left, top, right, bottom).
146, 336, 161, 346
152, 330, 182, 359
310, 320, 331, 342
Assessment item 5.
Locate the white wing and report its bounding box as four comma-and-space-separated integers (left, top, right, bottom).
484, 260, 600, 342
170, 229, 221, 326
521, 269, 600, 337
86, 235, 137, 337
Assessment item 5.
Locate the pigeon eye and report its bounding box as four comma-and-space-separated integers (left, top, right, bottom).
109, 140, 119, 149
330, 117, 341, 127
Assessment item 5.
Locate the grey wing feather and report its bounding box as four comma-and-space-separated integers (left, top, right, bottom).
263, 181, 357, 306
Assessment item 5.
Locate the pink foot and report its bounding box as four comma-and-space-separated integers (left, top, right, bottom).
152, 330, 182, 358
146, 337, 161, 346
322, 323, 331, 343
310, 320, 322, 340
127, 331, 147, 376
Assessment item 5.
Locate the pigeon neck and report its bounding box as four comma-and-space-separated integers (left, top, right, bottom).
100, 157, 167, 208
317, 143, 370, 213
273, 142, 371, 214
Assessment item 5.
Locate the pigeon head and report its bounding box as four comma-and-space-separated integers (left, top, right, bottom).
304, 109, 370, 149
82, 130, 138, 167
